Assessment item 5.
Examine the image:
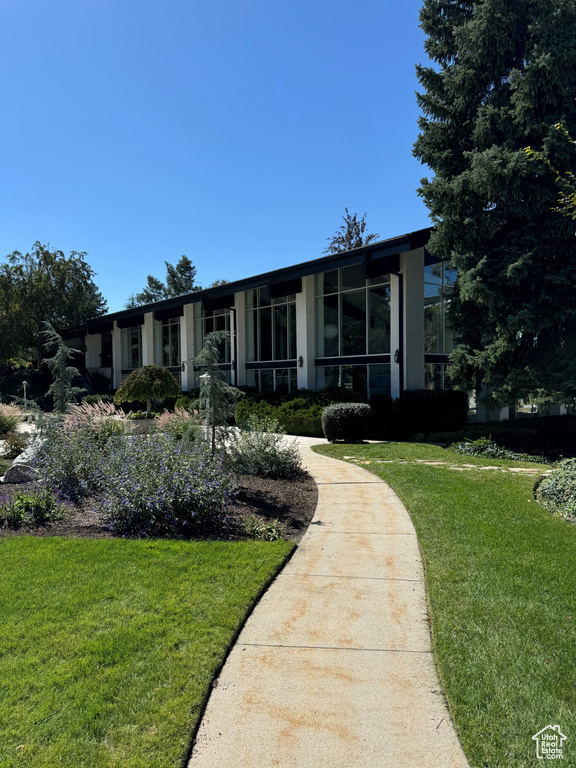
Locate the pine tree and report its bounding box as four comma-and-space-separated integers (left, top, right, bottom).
42, 323, 85, 413
126, 256, 201, 308
414, 0, 576, 408
191, 331, 243, 454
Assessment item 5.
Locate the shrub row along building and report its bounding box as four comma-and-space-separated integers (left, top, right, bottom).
66, 225, 501, 419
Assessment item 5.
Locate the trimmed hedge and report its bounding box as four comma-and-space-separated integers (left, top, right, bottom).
235, 388, 358, 438
236, 387, 469, 440
393, 389, 469, 439
322, 403, 372, 443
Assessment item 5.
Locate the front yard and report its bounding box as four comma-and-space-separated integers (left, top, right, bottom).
0, 537, 293, 768
314, 442, 576, 768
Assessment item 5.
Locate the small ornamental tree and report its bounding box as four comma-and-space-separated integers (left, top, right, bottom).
114, 365, 180, 418
42, 322, 85, 413
191, 331, 243, 453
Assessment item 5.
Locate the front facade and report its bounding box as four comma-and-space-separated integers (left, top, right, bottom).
72, 227, 459, 403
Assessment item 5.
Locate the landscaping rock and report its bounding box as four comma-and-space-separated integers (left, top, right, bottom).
1, 464, 38, 484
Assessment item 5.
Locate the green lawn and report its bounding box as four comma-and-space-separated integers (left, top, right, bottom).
314, 442, 576, 768
0, 537, 293, 768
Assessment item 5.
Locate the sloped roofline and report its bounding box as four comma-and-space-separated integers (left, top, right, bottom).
85, 226, 432, 332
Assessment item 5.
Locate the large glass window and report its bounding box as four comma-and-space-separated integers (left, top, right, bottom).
154, 317, 181, 367
246, 289, 296, 362
196, 308, 231, 363
121, 326, 142, 370
316, 363, 391, 398
316, 267, 390, 357
246, 368, 298, 394
424, 363, 452, 391
424, 262, 455, 354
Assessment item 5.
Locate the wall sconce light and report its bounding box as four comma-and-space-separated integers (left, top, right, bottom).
394, 349, 400, 364
324, 323, 338, 340
298, 356, 304, 368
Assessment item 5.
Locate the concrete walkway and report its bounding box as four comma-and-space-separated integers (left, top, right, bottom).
189, 437, 469, 768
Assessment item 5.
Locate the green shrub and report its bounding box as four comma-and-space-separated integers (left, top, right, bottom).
1, 432, 28, 459
535, 459, 576, 517
282, 407, 324, 437
424, 417, 576, 461
394, 390, 469, 439
322, 403, 372, 443
368, 394, 395, 439
155, 408, 201, 440
126, 410, 156, 420
175, 395, 192, 410
100, 436, 237, 538
0, 403, 23, 436
448, 437, 548, 463
244, 514, 283, 541
227, 415, 303, 478
0, 487, 67, 528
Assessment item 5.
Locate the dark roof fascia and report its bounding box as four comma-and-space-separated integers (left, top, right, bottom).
85, 226, 432, 331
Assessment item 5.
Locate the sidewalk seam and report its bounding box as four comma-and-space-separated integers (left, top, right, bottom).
240, 642, 433, 654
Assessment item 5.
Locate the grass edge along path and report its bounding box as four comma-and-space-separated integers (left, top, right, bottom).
0, 537, 294, 768
313, 442, 576, 768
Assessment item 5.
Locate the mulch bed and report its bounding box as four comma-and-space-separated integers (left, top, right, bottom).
0, 473, 318, 543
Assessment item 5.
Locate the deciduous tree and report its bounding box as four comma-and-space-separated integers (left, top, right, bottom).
114, 365, 181, 418
323, 209, 379, 255
0, 243, 107, 362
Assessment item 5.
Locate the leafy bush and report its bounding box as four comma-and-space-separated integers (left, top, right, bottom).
228, 415, 303, 478
447, 437, 548, 464
175, 396, 192, 410
0, 403, 23, 436
535, 459, 576, 517
423, 416, 576, 461
368, 394, 395, 439
100, 435, 237, 538
322, 403, 371, 443
126, 410, 156, 420
0, 487, 67, 528
155, 408, 201, 440
33, 415, 106, 500
0, 432, 28, 459
32, 414, 237, 538
244, 514, 283, 541
82, 394, 114, 405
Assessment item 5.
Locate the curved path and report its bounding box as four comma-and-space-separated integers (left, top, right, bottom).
189, 437, 469, 768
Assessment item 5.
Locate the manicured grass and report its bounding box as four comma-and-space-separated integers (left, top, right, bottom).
314, 442, 576, 768
0, 537, 293, 768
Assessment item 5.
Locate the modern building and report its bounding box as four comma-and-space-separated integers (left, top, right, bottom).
67, 226, 460, 404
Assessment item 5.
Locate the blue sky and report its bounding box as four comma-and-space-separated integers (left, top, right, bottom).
1, 0, 432, 313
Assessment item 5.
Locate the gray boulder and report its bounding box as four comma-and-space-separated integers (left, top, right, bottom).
0, 463, 38, 484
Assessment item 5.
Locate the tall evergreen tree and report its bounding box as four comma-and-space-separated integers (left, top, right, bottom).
414, 0, 576, 408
